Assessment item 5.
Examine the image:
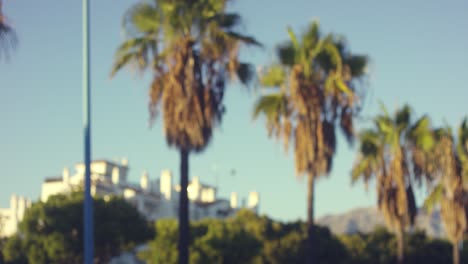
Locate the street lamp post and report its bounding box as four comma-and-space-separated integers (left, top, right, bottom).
82, 0, 93, 263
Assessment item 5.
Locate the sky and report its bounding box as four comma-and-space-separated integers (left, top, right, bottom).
1, 0, 468, 222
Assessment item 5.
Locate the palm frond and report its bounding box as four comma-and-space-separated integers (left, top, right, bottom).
351, 156, 371, 184
282, 117, 293, 153
113, 0, 261, 155
345, 55, 368, 77
456, 118, 468, 182
259, 64, 286, 88
377, 100, 390, 117
224, 31, 262, 47
406, 185, 417, 225
110, 37, 159, 77
148, 75, 165, 122
340, 107, 354, 145
334, 76, 353, 96
408, 115, 434, 152
276, 42, 297, 66
359, 129, 380, 144
302, 20, 320, 52
236, 62, 255, 86
206, 13, 242, 29
423, 184, 443, 213
321, 40, 343, 73
434, 127, 452, 141
395, 104, 411, 131
457, 118, 468, 162
374, 115, 393, 141
110, 51, 141, 77
287, 26, 300, 51
359, 131, 380, 157
252, 93, 288, 120
123, 2, 160, 35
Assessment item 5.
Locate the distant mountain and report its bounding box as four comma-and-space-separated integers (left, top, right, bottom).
317, 207, 445, 238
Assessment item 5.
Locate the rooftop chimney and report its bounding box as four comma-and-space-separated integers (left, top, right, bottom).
63, 167, 70, 184
230, 192, 238, 208
160, 170, 173, 200
140, 171, 149, 191
112, 167, 120, 185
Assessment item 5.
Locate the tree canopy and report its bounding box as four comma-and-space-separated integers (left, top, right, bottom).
111, 0, 260, 153
1, 192, 153, 264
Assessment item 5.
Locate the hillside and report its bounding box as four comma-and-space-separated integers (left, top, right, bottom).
317, 207, 445, 238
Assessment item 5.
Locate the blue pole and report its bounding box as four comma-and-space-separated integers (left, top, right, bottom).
83, 0, 93, 263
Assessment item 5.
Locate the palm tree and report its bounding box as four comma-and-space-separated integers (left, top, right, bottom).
352, 104, 427, 264
423, 120, 468, 264
110, 1, 259, 263
0, 0, 17, 60
253, 21, 368, 264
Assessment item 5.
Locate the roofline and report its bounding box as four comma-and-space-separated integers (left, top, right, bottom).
44, 177, 62, 183
74, 159, 127, 168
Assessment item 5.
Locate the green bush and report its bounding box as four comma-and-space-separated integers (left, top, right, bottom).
2, 192, 153, 264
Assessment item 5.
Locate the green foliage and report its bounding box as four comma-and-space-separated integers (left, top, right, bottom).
139, 211, 263, 264
140, 210, 465, 264
112, 0, 260, 153
406, 232, 452, 264
236, 63, 255, 86
395, 104, 411, 131
457, 118, 468, 181
409, 115, 434, 151
339, 233, 368, 263
138, 219, 179, 264
3, 204, 467, 264
312, 226, 350, 264
423, 184, 444, 212
339, 227, 457, 264
2, 192, 153, 264
124, 2, 161, 34
2, 235, 27, 264
345, 55, 368, 77
263, 231, 305, 264
259, 65, 286, 88
277, 42, 296, 66
139, 210, 350, 264
252, 93, 288, 121
351, 130, 381, 184
192, 219, 262, 264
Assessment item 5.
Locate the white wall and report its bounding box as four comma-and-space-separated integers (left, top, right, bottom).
0, 195, 31, 237
5, 160, 258, 237
201, 188, 215, 203
41, 181, 68, 202
0, 208, 15, 237
160, 170, 172, 200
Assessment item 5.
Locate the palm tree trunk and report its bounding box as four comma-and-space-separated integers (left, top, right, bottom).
453, 240, 460, 264
178, 148, 190, 264
396, 225, 404, 264
306, 172, 315, 264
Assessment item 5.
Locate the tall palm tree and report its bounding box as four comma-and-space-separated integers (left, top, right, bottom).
111, 1, 259, 263
423, 120, 468, 264
352, 104, 427, 264
253, 21, 367, 264
0, 0, 17, 60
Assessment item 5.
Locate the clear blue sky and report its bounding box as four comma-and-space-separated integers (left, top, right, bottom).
1, 0, 467, 222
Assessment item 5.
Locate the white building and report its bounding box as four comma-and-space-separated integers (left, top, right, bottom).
0, 194, 31, 237
40, 159, 259, 222
0, 159, 259, 237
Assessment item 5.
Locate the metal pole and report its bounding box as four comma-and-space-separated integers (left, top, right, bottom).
83, 0, 93, 263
